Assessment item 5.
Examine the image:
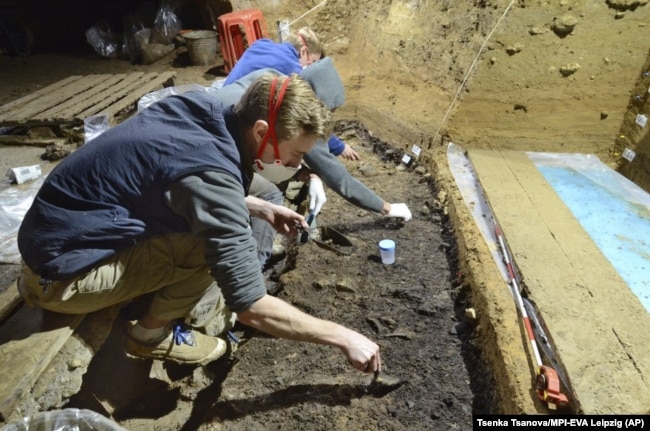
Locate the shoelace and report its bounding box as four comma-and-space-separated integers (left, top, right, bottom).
172, 322, 196, 347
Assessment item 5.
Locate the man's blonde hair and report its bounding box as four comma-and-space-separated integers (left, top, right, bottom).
284, 26, 324, 58
235, 73, 332, 143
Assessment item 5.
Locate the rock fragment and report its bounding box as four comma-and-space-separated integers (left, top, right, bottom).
559, 63, 580, 76
551, 14, 578, 37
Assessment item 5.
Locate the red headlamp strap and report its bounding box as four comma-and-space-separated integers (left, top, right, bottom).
256, 76, 292, 162
298, 34, 308, 50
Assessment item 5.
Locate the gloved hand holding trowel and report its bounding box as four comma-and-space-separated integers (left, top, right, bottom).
308, 175, 327, 215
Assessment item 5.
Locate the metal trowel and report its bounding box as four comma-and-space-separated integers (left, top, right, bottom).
298, 211, 355, 256
298, 210, 317, 244
366, 371, 407, 397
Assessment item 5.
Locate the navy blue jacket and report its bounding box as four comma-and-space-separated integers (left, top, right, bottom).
18, 91, 249, 280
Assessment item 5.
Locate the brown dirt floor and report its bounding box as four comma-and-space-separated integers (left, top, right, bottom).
62, 126, 495, 430
0, 0, 649, 428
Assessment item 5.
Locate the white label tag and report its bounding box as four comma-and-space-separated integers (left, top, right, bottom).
411, 144, 421, 158
277, 20, 290, 42
635, 114, 647, 128
401, 154, 412, 164
6, 164, 42, 184
622, 148, 636, 162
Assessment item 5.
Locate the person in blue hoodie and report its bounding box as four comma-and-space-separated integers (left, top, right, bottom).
224, 26, 360, 161
224, 27, 323, 85
16, 74, 382, 374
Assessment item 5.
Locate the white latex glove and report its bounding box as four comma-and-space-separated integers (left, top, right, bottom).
309, 176, 327, 215
387, 203, 412, 221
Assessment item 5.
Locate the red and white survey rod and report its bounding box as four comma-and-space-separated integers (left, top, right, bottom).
494, 221, 543, 367
493, 220, 569, 409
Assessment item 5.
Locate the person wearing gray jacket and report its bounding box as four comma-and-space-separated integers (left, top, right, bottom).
217, 57, 412, 268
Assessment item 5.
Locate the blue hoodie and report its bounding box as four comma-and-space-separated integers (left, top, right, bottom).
224, 38, 302, 85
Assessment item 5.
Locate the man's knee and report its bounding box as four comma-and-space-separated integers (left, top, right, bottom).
16, 265, 42, 308
17, 266, 91, 314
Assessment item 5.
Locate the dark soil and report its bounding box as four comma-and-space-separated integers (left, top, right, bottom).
62, 121, 497, 430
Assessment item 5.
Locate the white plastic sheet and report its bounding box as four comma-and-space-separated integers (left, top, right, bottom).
137, 84, 218, 112
0, 408, 127, 431
0, 177, 43, 264
446, 142, 509, 282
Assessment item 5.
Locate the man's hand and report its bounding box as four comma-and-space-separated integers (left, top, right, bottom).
340, 144, 361, 161
272, 204, 309, 234
309, 176, 327, 215
387, 203, 412, 221
340, 330, 382, 374
238, 295, 382, 375
245, 195, 308, 234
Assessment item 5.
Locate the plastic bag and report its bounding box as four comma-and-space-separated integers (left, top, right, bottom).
211, 78, 226, 90
84, 113, 111, 144
0, 408, 128, 431
137, 84, 218, 112
151, 0, 181, 45
0, 177, 43, 264
122, 11, 146, 63
85, 20, 121, 58
142, 42, 175, 65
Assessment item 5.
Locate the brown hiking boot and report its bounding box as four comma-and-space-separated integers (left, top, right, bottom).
125, 322, 226, 365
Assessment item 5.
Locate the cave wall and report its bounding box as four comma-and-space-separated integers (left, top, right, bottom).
231, 0, 508, 166
230, 0, 650, 175
616, 50, 650, 193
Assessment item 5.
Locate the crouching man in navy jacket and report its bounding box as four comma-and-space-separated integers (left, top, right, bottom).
17, 74, 382, 374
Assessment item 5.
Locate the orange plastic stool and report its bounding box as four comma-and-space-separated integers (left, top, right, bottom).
217, 9, 269, 73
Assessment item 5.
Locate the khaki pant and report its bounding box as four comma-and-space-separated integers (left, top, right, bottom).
18, 232, 235, 334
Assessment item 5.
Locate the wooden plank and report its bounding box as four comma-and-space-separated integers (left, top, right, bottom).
0, 282, 21, 324
0, 76, 83, 118
37, 72, 146, 124
65, 71, 149, 121
0, 72, 175, 127
12, 74, 111, 124
0, 306, 84, 421
468, 149, 650, 414
33, 74, 129, 122
103, 71, 177, 118
0, 135, 67, 147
